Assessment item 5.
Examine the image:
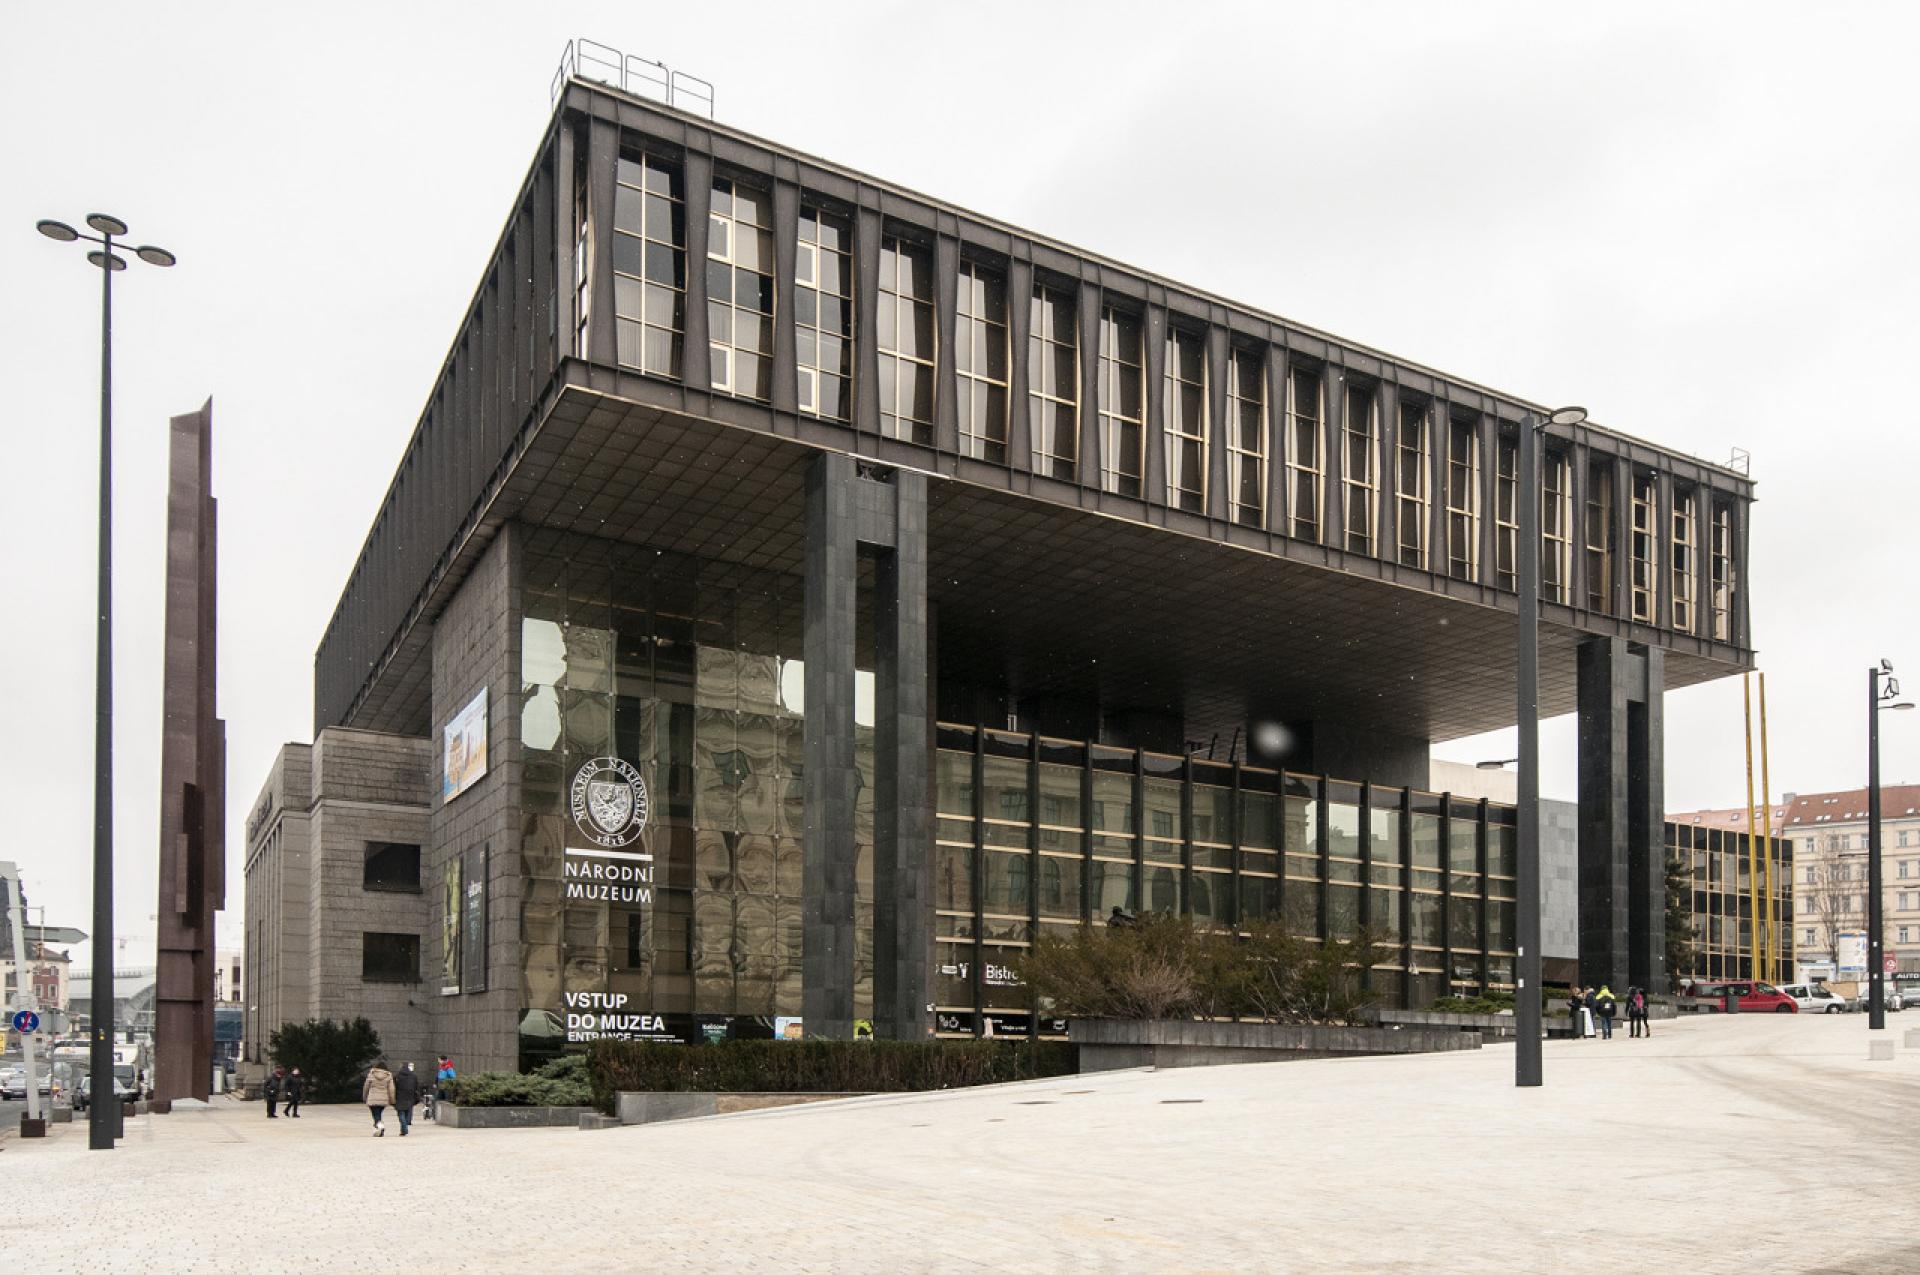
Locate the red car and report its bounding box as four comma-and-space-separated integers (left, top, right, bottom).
1682, 980, 1798, 1013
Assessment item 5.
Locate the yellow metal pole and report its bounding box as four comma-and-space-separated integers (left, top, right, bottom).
1743, 672, 1760, 982
1759, 672, 1776, 984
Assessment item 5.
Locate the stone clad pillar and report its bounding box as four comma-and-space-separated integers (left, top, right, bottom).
802, 454, 858, 1037
1577, 636, 1666, 991
874, 471, 931, 1039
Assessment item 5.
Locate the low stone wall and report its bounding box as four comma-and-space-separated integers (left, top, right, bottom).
615, 1092, 866, 1126
1373, 1009, 1518, 1037
1068, 1019, 1481, 1071
436, 1104, 596, 1129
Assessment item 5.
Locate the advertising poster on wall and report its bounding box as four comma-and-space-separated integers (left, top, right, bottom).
462, 844, 488, 994
441, 857, 462, 995
442, 687, 488, 803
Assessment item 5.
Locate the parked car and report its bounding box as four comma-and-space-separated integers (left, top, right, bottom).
1779, 983, 1852, 1014
1680, 980, 1798, 1013
0, 1067, 24, 1100
72, 1072, 135, 1113
1849, 988, 1906, 1013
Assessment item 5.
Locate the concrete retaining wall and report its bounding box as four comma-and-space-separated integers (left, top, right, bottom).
615, 1092, 865, 1126
1068, 1019, 1481, 1071
436, 1103, 594, 1129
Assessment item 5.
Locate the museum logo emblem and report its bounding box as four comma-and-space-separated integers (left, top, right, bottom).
570, 757, 649, 848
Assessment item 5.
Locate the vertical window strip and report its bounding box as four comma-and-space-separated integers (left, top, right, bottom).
1541, 452, 1571, 602
1396, 399, 1430, 568
1163, 328, 1207, 512
1671, 488, 1697, 631
611, 155, 685, 378
878, 236, 936, 445
573, 173, 591, 357
1446, 416, 1479, 581
1495, 435, 1519, 591
1227, 348, 1267, 527
956, 262, 1009, 463
1097, 307, 1144, 497
1630, 473, 1658, 623
706, 178, 773, 402
1285, 365, 1323, 541
1585, 460, 1613, 612
1710, 502, 1735, 640
1027, 284, 1078, 480
796, 206, 853, 421
1343, 383, 1378, 556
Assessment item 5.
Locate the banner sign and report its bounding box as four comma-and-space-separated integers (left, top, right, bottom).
462, 844, 488, 994
440, 857, 461, 995
442, 688, 488, 803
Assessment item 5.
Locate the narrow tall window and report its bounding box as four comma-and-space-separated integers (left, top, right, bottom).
1343, 382, 1378, 555
1585, 459, 1614, 613
1164, 327, 1207, 512
1097, 306, 1144, 497
956, 262, 1009, 463
1672, 487, 1698, 631
1541, 451, 1571, 602
1446, 414, 1478, 581
1630, 472, 1658, 623
1285, 364, 1323, 541
572, 173, 591, 357
1396, 398, 1431, 568
1710, 501, 1735, 640
1495, 433, 1519, 590
1028, 284, 1078, 480
796, 206, 853, 420
707, 178, 773, 401
611, 155, 685, 378
878, 236, 935, 444
1227, 347, 1267, 527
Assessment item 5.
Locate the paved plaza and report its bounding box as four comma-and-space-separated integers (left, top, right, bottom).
4, 1013, 1918, 1273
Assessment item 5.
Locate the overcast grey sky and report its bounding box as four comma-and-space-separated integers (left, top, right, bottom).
4, 2, 1917, 965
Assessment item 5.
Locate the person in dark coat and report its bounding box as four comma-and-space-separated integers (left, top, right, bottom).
263, 1067, 283, 1118
283, 1067, 305, 1118
393, 1062, 421, 1136
1627, 985, 1652, 1038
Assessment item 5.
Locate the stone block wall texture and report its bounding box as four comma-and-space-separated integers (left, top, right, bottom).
307, 726, 433, 1066
1542, 797, 1580, 964
428, 525, 524, 1074
242, 744, 312, 1062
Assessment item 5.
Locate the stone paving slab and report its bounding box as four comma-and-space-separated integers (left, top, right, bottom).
3, 1013, 1917, 1273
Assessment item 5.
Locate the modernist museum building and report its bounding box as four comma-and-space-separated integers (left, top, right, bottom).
244, 71, 1758, 1071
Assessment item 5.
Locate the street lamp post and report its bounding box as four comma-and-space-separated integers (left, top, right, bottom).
1515, 405, 1588, 1089
35, 214, 175, 1150
1867, 659, 1914, 1031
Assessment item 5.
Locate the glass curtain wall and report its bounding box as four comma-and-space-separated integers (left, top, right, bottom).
1670, 822, 1793, 982
1028, 284, 1078, 480
795, 206, 853, 420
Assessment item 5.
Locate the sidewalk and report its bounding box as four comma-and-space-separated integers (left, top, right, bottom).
3, 1014, 1917, 1273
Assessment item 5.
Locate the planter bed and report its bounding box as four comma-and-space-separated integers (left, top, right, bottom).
615, 1091, 867, 1126
1069, 1019, 1481, 1071
435, 1103, 596, 1129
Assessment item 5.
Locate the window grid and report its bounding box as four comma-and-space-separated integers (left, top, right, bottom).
1028, 285, 1079, 481
1541, 451, 1571, 603
611, 155, 685, 379
1164, 328, 1208, 513
706, 178, 773, 402
1631, 473, 1658, 623
1446, 415, 1478, 581
1097, 307, 1145, 498
956, 262, 1009, 463
1396, 399, 1430, 568
1672, 489, 1698, 632
795, 206, 853, 420
1285, 366, 1324, 541
1227, 347, 1267, 528
878, 236, 936, 445
1343, 382, 1378, 556
572, 174, 591, 357
1710, 502, 1735, 640
1495, 434, 1519, 591
1586, 460, 1614, 613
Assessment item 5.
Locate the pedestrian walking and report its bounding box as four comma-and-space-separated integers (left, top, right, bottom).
393, 1062, 420, 1136
263, 1067, 283, 1118
433, 1055, 456, 1120
364, 1059, 397, 1136
283, 1067, 305, 1117
1627, 985, 1651, 1038
1595, 985, 1618, 1040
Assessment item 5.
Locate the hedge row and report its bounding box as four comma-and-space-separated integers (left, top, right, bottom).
585, 1038, 1075, 1107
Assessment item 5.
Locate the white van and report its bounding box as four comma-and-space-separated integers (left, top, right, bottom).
1778, 983, 1851, 1014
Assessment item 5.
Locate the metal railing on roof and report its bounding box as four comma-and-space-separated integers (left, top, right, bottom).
550, 39, 713, 119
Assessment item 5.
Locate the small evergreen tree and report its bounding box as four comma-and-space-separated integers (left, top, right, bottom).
268, 1017, 382, 1103
1665, 852, 1693, 991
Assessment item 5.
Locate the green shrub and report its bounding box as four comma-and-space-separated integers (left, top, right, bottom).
268, 1018, 381, 1103
1428, 995, 1511, 1014
1012, 914, 1394, 1026
586, 1039, 1074, 1108
447, 1068, 594, 1109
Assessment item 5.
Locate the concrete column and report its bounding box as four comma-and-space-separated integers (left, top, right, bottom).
935, 235, 961, 454
803, 453, 859, 1037
1206, 324, 1230, 524
1375, 378, 1397, 562
1144, 304, 1167, 507
771, 180, 800, 415
854, 207, 884, 438
1569, 442, 1591, 611
585, 117, 620, 368
1267, 345, 1290, 535
1577, 636, 1664, 990
682, 152, 714, 393
1323, 361, 1346, 551
1477, 413, 1498, 587
1629, 647, 1666, 991
1007, 257, 1034, 472
874, 471, 931, 1039
1077, 283, 1103, 490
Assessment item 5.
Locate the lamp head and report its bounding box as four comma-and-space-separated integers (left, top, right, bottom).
1548, 406, 1589, 427
36, 219, 79, 242
134, 245, 176, 268
1881, 658, 1895, 676
85, 213, 129, 237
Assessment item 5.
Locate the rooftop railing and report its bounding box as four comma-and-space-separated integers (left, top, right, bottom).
551, 38, 713, 119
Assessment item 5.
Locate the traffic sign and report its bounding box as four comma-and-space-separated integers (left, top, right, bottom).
10, 1010, 40, 1034
23, 926, 85, 946
1887, 955, 1901, 975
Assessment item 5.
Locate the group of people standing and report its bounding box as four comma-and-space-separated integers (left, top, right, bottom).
1564, 985, 1652, 1039
260, 1055, 458, 1137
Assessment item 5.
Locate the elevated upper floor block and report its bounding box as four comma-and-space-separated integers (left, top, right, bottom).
315, 78, 1755, 743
